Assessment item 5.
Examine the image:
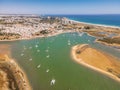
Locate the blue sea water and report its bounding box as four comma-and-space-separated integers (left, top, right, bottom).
48, 14, 120, 27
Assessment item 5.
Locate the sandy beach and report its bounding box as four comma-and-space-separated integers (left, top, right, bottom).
70, 19, 120, 29
0, 45, 31, 90
71, 44, 120, 82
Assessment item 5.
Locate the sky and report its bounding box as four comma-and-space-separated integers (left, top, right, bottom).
0, 0, 120, 14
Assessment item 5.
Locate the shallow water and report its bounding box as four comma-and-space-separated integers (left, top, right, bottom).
1, 32, 120, 90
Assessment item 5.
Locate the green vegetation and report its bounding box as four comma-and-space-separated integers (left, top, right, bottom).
84, 26, 91, 29
40, 17, 62, 24
107, 68, 120, 79
98, 37, 120, 44
32, 30, 52, 36
0, 32, 21, 40
40, 30, 49, 34
85, 31, 107, 37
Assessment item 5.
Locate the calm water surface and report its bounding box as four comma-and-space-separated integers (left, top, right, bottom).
1, 32, 120, 90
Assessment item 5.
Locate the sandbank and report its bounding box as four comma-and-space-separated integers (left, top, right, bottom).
0, 44, 32, 90
71, 44, 120, 82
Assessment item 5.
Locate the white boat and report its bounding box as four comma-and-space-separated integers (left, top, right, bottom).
29, 47, 32, 49
35, 45, 38, 48
29, 58, 32, 61
79, 32, 84, 37
23, 47, 27, 50
46, 55, 50, 58
21, 53, 24, 56
37, 50, 40, 52
45, 49, 49, 52
46, 69, 49, 72
50, 79, 56, 85
68, 42, 71, 45
23, 46, 27, 50
37, 64, 41, 68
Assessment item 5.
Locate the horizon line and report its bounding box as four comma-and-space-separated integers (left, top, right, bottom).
0, 13, 120, 16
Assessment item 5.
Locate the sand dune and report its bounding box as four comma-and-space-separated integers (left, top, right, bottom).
0, 44, 31, 90
71, 44, 120, 82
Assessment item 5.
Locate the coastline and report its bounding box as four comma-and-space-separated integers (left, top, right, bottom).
71, 44, 120, 83
0, 30, 75, 42
0, 44, 32, 90
69, 19, 120, 29
69, 19, 120, 48
95, 39, 120, 49
0, 16, 120, 47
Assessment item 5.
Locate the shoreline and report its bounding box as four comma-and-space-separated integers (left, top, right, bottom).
95, 39, 120, 49
0, 30, 75, 42
71, 44, 120, 83
0, 44, 32, 90
69, 19, 120, 49
0, 16, 120, 42
69, 19, 120, 29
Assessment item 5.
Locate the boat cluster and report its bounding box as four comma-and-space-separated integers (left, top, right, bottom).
20, 43, 57, 86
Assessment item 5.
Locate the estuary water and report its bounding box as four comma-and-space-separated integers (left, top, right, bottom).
1, 32, 120, 90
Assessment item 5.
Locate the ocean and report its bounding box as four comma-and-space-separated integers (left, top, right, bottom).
49, 14, 120, 27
